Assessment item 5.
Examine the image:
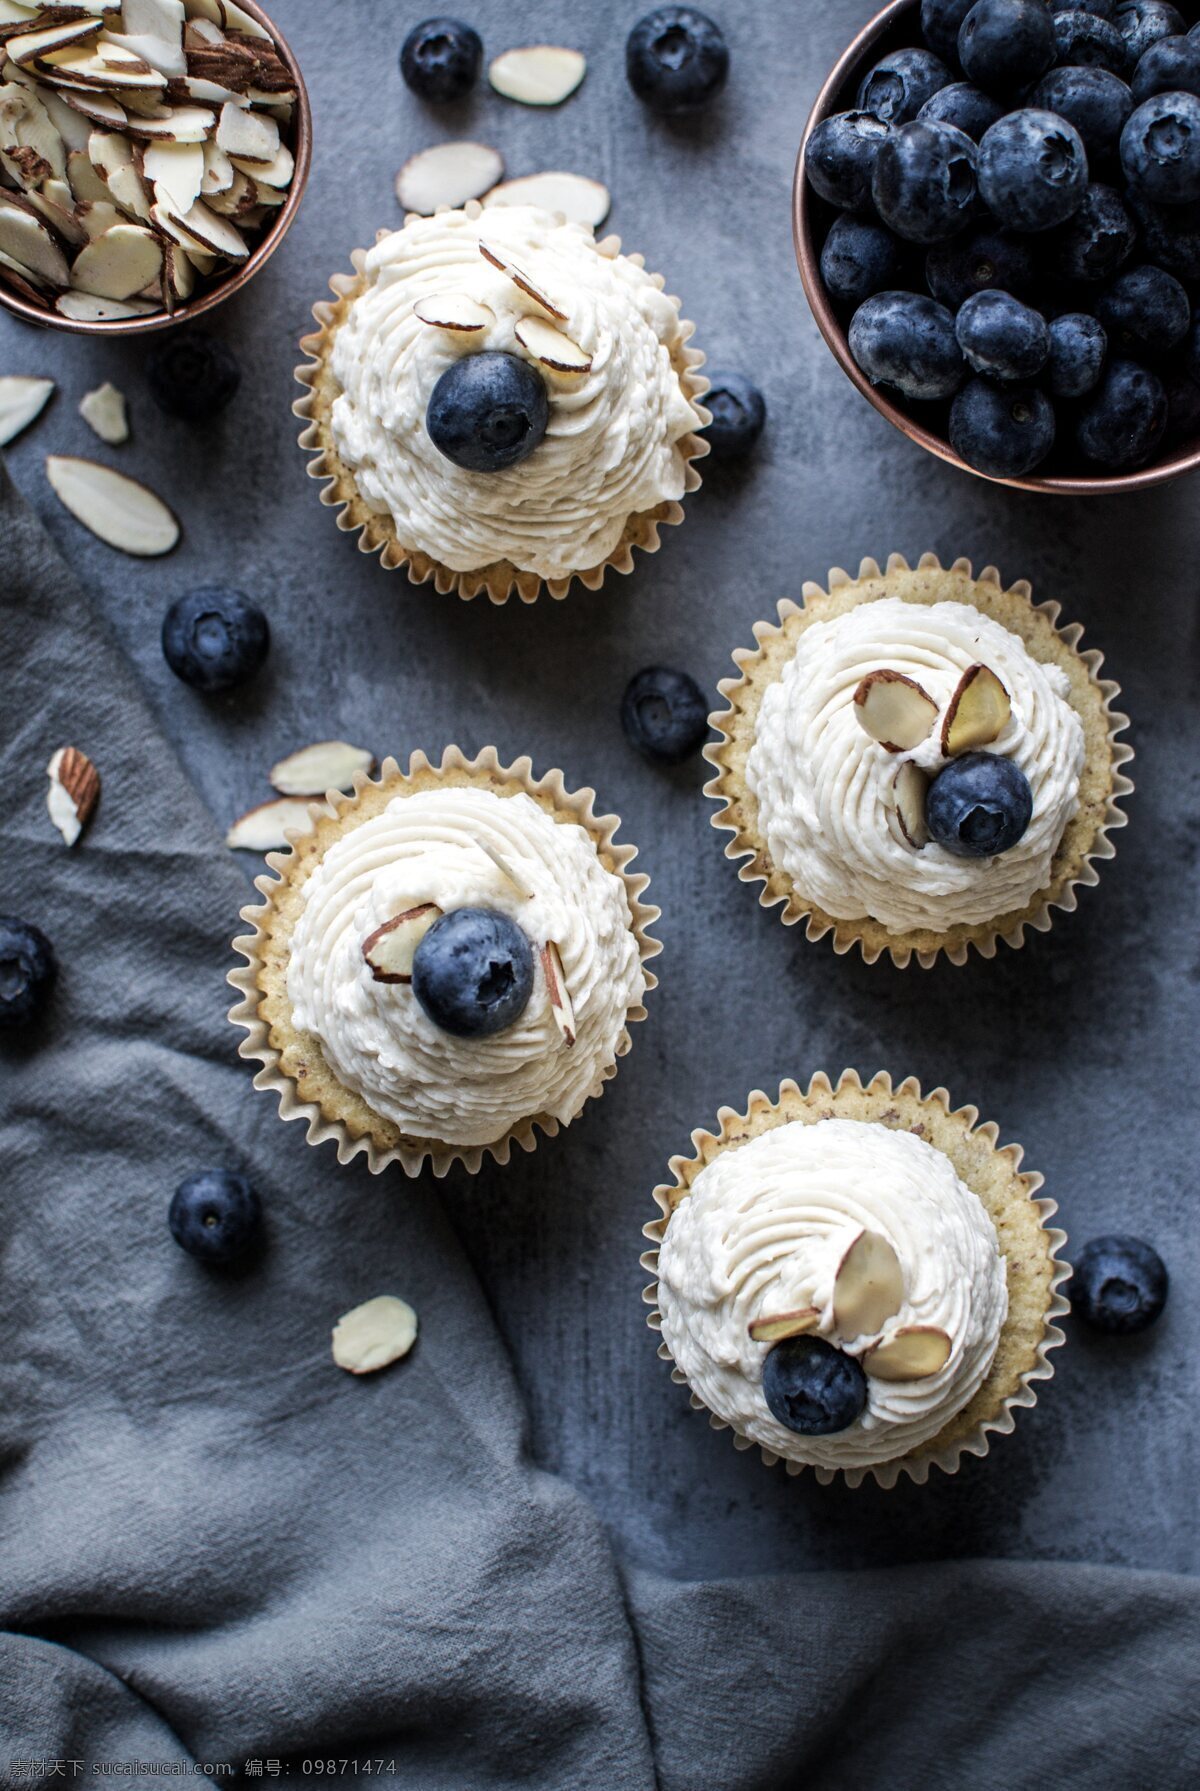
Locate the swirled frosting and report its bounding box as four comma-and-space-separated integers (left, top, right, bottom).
744, 597, 1086, 933
656, 1118, 1008, 1470
328, 204, 702, 580
286, 788, 645, 1147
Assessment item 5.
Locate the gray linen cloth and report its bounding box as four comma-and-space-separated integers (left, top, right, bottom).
2, 465, 1198, 1787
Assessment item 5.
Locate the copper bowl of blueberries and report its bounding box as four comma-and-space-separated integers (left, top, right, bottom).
793, 0, 1200, 493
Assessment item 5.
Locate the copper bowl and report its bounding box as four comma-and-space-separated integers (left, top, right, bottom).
0, 0, 311, 337
792, 0, 1200, 495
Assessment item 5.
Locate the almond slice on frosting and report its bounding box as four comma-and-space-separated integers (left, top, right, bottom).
863, 1325, 951, 1381
941, 664, 1011, 756
361, 904, 442, 985
0, 375, 54, 447
540, 940, 576, 1047
748, 1308, 821, 1344
514, 314, 591, 374
832, 1229, 904, 1341
478, 238, 567, 321
488, 45, 586, 106
268, 740, 374, 796
892, 759, 930, 851
484, 171, 610, 230
852, 668, 939, 753
45, 455, 178, 555
395, 141, 503, 217
413, 291, 494, 334
476, 838, 534, 900
46, 745, 100, 846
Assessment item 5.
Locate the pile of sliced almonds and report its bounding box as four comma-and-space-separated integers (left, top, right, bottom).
0, 0, 297, 322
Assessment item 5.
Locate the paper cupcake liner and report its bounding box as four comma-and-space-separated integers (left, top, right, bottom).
642, 1069, 1069, 1490
704, 552, 1134, 969
293, 208, 710, 606
227, 745, 661, 1178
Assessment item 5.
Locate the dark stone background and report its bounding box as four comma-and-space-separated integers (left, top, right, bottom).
2, 0, 1196, 1579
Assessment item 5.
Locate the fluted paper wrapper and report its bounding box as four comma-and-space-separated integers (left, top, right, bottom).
294, 206, 709, 605
228, 746, 660, 1178
705, 552, 1134, 968
642, 1069, 1069, 1490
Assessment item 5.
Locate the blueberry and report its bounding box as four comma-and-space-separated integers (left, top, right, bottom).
925, 223, 1036, 304
805, 110, 892, 212
1050, 11, 1130, 74
161, 586, 269, 693
950, 376, 1057, 473
147, 331, 239, 423
700, 370, 766, 458
871, 119, 979, 244
399, 17, 482, 102
1112, 1, 1184, 65
849, 290, 966, 399
1030, 66, 1133, 162
625, 6, 729, 114
821, 213, 910, 307
1130, 34, 1200, 103
621, 666, 709, 764
958, 0, 1057, 96
1162, 365, 1200, 443
761, 1336, 867, 1436
1052, 181, 1137, 279
169, 1169, 261, 1267
956, 288, 1051, 378
1120, 90, 1200, 203
1048, 311, 1108, 392
918, 81, 1005, 140
1130, 192, 1200, 278
1068, 1234, 1168, 1333
1076, 356, 1168, 464
411, 908, 534, 1039
425, 351, 548, 473
926, 751, 1033, 854
857, 47, 951, 124
921, 0, 977, 63
0, 916, 56, 1030
1096, 261, 1191, 355
978, 109, 1089, 232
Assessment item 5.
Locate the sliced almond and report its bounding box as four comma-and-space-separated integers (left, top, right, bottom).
77, 198, 125, 238
514, 313, 591, 375
160, 235, 194, 303
36, 43, 166, 93
87, 126, 132, 178
748, 1307, 821, 1344
941, 663, 1011, 757
893, 759, 930, 851
143, 135, 202, 209
56, 287, 154, 318
200, 134, 232, 191
1, 141, 54, 191
476, 838, 534, 900
46, 744, 100, 845
331, 1295, 417, 1376
217, 1, 271, 42
68, 142, 114, 201
395, 140, 503, 217
37, 81, 96, 152
225, 795, 327, 852
488, 44, 586, 107
8, 18, 104, 67
213, 94, 274, 161
230, 136, 288, 186
123, 102, 215, 140
0, 193, 70, 283
478, 237, 566, 321
832, 1228, 904, 1341
483, 170, 610, 230
852, 668, 938, 753
0, 373, 53, 445
106, 158, 152, 218
78, 379, 128, 443
268, 739, 374, 797
361, 903, 441, 985
540, 940, 576, 1048
61, 87, 127, 127
413, 290, 494, 334
0, 250, 51, 306
151, 193, 246, 255
864, 1325, 951, 1381
45, 455, 178, 555
71, 221, 161, 298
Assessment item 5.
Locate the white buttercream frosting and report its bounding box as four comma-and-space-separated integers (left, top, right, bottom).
286, 787, 645, 1147
328, 205, 702, 580
656, 1118, 1008, 1470
744, 596, 1086, 934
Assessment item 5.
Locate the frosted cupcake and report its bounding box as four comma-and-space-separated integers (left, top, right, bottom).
644, 1071, 1068, 1488
229, 749, 658, 1176
707, 553, 1131, 966
296, 202, 708, 603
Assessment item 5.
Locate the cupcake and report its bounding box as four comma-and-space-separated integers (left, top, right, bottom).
707, 553, 1132, 967
229, 748, 659, 1176
644, 1071, 1068, 1489
296, 201, 708, 603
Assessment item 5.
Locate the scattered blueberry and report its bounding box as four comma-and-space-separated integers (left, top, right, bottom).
955, 288, 1050, 379
1050, 10, 1130, 74
857, 46, 950, 124
161, 586, 269, 693
805, 110, 892, 211
147, 332, 240, 423
849, 290, 966, 400
925, 223, 1036, 306
1048, 311, 1108, 394
1130, 192, 1200, 280
411, 908, 534, 1039
425, 351, 548, 472
958, 0, 1057, 97
1162, 364, 1200, 441
700, 370, 767, 458
1068, 1234, 1168, 1334
1120, 89, 1200, 203
1096, 262, 1190, 356
621, 666, 709, 764
978, 109, 1089, 232
871, 119, 979, 244
1030, 66, 1133, 163
950, 376, 1056, 474
918, 81, 1005, 141
1112, 1, 1184, 65
821, 213, 910, 307
926, 751, 1034, 854
921, 0, 977, 63
169, 1169, 261, 1267
1130, 32, 1200, 102
1076, 356, 1168, 464
1052, 180, 1137, 280
398, 17, 482, 102
761, 1335, 867, 1436
625, 6, 729, 113
0, 916, 56, 1030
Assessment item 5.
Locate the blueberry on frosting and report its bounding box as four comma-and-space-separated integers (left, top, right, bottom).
762, 1335, 868, 1436
411, 908, 535, 1038
426, 351, 549, 472
926, 752, 1033, 857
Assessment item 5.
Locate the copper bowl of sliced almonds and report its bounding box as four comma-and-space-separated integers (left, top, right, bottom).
0, 0, 310, 334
